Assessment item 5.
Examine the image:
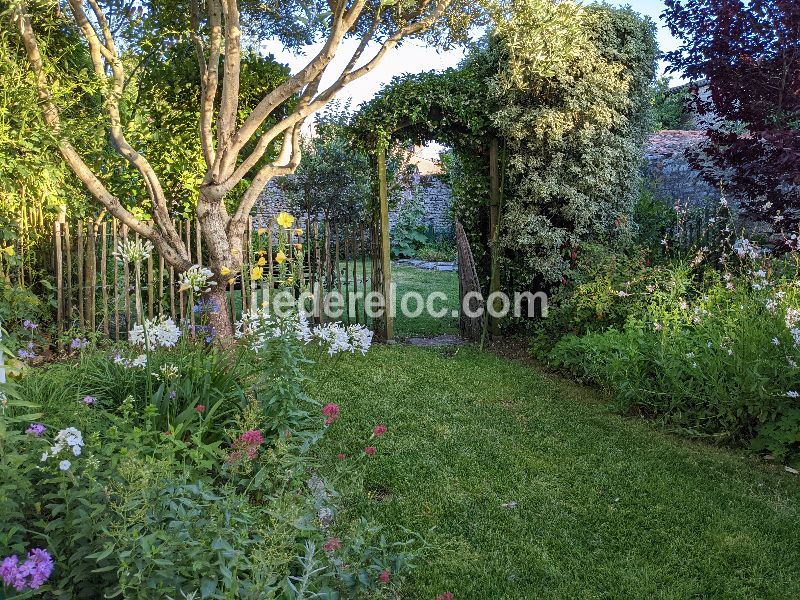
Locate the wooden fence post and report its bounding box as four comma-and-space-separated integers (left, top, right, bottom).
378, 144, 393, 340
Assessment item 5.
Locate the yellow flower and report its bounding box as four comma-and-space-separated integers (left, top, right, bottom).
256, 256, 266, 267
251, 266, 263, 280
228, 277, 236, 285
178, 282, 191, 292
286, 276, 295, 285
276, 212, 295, 229
2, 246, 14, 256
220, 265, 232, 276
293, 243, 303, 251
275, 250, 287, 265
293, 228, 303, 236
257, 228, 267, 236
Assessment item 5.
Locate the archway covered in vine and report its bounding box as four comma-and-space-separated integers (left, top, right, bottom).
350, 5, 657, 340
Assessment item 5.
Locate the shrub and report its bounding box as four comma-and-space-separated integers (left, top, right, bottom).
543, 258, 800, 460
1, 314, 418, 598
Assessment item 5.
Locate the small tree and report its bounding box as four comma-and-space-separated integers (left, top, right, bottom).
663, 0, 800, 236
9, 0, 475, 338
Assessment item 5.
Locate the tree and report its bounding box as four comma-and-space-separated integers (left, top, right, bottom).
663, 0, 800, 237
352, 3, 657, 287
8, 0, 477, 339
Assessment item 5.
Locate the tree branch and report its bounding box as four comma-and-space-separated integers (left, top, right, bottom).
67, 0, 186, 259
11, 3, 190, 270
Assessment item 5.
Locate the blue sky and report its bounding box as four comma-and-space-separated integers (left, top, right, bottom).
263, 1, 680, 117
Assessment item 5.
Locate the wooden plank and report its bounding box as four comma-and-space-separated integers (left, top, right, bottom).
100, 221, 109, 336
248, 216, 256, 310
113, 219, 120, 341
54, 221, 63, 333
147, 238, 154, 319
159, 255, 165, 317
64, 220, 73, 326
87, 220, 96, 331
122, 224, 130, 332
360, 225, 367, 324
76, 221, 85, 329
178, 220, 185, 325
186, 220, 194, 327
378, 145, 393, 340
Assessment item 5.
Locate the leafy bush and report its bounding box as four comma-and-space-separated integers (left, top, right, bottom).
542, 257, 800, 460
1, 314, 419, 598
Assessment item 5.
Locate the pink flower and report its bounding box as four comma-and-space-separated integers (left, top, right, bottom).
323, 538, 341, 552
194, 404, 206, 413
436, 593, 454, 600
378, 569, 391, 584
83, 395, 95, 405
364, 446, 376, 456
373, 424, 387, 437
322, 403, 340, 426
227, 429, 265, 462
337, 453, 346, 460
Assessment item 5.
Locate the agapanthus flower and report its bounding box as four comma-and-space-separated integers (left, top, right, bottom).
22, 319, 38, 330
129, 315, 182, 349
113, 238, 154, 265
70, 337, 90, 350
178, 265, 216, 294
83, 395, 96, 406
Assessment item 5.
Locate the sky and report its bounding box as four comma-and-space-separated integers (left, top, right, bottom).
261, 1, 681, 113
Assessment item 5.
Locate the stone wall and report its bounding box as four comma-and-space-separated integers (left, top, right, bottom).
389, 174, 453, 237
644, 130, 721, 207
253, 173, 454, 236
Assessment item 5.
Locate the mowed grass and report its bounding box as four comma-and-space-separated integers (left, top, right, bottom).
315, 345, 800, 599
391, 265, 459, 337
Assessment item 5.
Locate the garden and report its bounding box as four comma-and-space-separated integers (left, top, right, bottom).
1, 0, 799, 598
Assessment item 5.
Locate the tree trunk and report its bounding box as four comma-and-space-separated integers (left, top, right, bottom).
205, 285, 234, 342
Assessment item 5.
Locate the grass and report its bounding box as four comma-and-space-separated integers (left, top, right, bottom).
315, 345, 800, 599
391, 265, 459, 337
230, 262, 459, 337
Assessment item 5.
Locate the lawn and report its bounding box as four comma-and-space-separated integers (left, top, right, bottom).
391, 265, 459, 337
314, 345, 800, 599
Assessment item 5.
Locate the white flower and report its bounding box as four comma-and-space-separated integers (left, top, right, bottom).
786, 308, 800, 329
178, 265, 216, 294
131, 354, 147, 368
653, 322, 662, 331
772, 338, 781, 346
59, 460, 71, 471
153, 363, 179, 381
129, 316, 182, 349
616, 290, 629, 298
785, 391, 799, 398
40, 452, 49, 462
733, 238, 759, 260
44, 427, 84, 463
113, 239, 154, 265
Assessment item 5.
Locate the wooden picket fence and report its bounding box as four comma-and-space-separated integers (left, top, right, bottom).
52, 215, 380, 337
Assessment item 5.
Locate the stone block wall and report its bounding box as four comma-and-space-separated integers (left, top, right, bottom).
644, 130, 721, 208
253, 173, 454, 236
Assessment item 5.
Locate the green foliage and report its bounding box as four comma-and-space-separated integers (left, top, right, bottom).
649, 76, 690, 131
1, 327, 420, 597
353, 3, 658, 290
391, 193, 429, 258
540, 257, 800, 461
